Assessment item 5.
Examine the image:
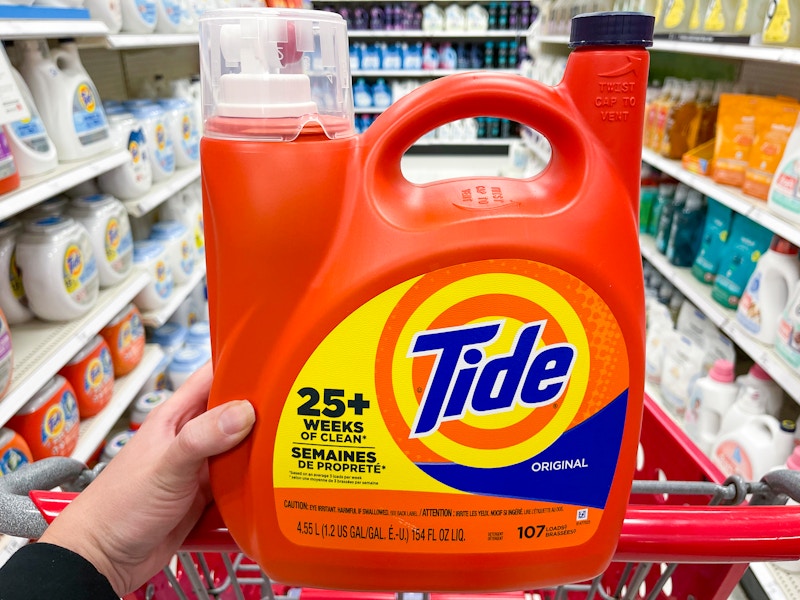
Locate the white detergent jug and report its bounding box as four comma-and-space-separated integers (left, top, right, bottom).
736, 363, 785, 417
5, 66, 58, 177
737, 235, 800, 345
776, 279, 800, 370
17, 40, 111, 162
719, 385, 768, 437
712, 415, 795, 481
83, 0, 123, 33
685, 359, 738, 455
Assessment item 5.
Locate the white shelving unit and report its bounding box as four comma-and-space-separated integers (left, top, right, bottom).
349, 29, 526, 39
0, 18, 108, 40
536, 34, 800, 65
105, 33, 199, 49
73, 343, 164, 463
414, 138, 514, 146
642, 149, 800, 248
0, 269, 149, 429
140, 265, 205, 328
0, 150, 129, 222
121, 165, 201, 218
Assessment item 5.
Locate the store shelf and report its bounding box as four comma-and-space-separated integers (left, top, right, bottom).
0, 150, 129, 222
72, 343, 164, 463
353, 68, 519, 76
535, 34, 800, 64
105, 33, 199, 49
355, 107, 386, 114
349, 29, 525, 39
413, 138, 514, 146
642, 148, 800, 248
640, 235, 800, 405
0, 269, 149, 430
0, 18, 108, 40
521, 126, 552, 164
121, 164, 201, 218
140, 265, 205, 328
751, 562, 800, 600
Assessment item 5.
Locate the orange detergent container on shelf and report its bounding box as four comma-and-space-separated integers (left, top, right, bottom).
200, 8, 654, 592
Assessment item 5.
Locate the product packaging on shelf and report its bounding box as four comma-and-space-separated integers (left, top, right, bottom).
712, 93, 762, 187
132, 240, 174, 310
59, 334, 115, 418
8, 375, 80, 460
149, 220, 195, 285
0, 428, 32, 475
100, 302, 145, 377
16, 39, 111, 162
712, 410, 795, 480
0, 220, 35, 325
735, 363, 785, 417
100, 429, 135, 463
83, 0, 123, 32
129, 389, 171, 429
685, 358, 738, 455
124, 101, 176, 182
98, 105, 153, 200
15, 216, 99, 321
665, 188, 707, 267
736, 235, 800, 345
67, 194, 134, 288
711, 213, 774, 309
4, 66, 59, 178
200, 7, 654, 590
769, 112, 800, 224
167, 344, 209, 389
0, 130, 20, 195
0, 307, 12, 401
776, 279, 800, 369
120, 0, 157, 32
691, 198, 733, 284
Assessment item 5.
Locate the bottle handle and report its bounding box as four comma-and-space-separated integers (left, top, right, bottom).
361, 72, 591, 208
50, 48, 77, 71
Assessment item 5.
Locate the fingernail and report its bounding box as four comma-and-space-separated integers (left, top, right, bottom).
218, 401, 256, 436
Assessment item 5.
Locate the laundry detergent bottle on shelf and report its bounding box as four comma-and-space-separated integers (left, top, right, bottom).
16, 39, 111, 162
201, 8, 653, 592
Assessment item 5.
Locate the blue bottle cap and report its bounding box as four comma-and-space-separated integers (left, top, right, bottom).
151, 322, 188, 348
569, 12, 654, 48
133, 240, 166, 263
150, 221, 188, 241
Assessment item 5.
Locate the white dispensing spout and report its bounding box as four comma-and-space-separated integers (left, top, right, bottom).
214, 17, 332, 119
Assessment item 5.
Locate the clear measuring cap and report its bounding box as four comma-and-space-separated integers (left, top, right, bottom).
199, 8, 355, 141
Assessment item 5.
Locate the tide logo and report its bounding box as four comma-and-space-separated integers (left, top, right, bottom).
156, 124, 166, 150
182, 115, 192, 140
129, 139, 141, 164
106, 219, 120, 257
85, 358, 105, 391
43, 405, 65, 439
408, 320, 576, 438
64, 245, 83, 279
77, 84, 96, 112
375, 260, 602, 469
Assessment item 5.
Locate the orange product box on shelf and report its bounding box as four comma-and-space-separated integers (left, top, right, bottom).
712, 93, 765, 187
7, 375, 80, 460
100, 303, 145, 377
59, 334, 115, 418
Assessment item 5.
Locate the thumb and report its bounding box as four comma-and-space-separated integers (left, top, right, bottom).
168, 400, 256, 476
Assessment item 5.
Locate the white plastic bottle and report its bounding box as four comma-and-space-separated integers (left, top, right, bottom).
124, 102, 175, 182
120, 0, 157, 32
735, 363, 784, 417
736, 235, 800, 345
16, 39, 111, 162
776, 279, 800, 369
83, 0, 123, 33
718, 385, 767, 437
154, 0, 184, 32
97, 106, 153, 200
0, 221, 34, 325
685, 359, 739, 455
156, 98, 199, 168
4, 67, 58, 178
712, 416, 795, 481
769, 116, 800, 224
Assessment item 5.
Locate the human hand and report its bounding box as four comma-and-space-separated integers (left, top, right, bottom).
39, 362, 255, 596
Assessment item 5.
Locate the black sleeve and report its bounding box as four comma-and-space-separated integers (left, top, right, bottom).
0, 542, 118, 599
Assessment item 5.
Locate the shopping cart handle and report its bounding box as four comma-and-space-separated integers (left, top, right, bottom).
0, 457, 96, 539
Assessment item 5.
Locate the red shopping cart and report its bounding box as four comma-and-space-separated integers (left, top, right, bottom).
5, 394, 800, 600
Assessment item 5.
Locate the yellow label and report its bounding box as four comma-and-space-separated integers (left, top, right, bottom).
704, 0, 726, 30
664, 0, 687, 28
63, 244, 83, 295
690, 0, 704, 28
764, 0, 791, 42
9, 249, 25, 301
734, 0, 748, 31
274, 260, 630, 554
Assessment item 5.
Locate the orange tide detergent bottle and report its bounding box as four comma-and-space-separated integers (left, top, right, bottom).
200, 9, 654, 592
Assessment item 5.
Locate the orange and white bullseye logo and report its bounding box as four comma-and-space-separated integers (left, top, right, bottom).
376, 261, 592, 469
